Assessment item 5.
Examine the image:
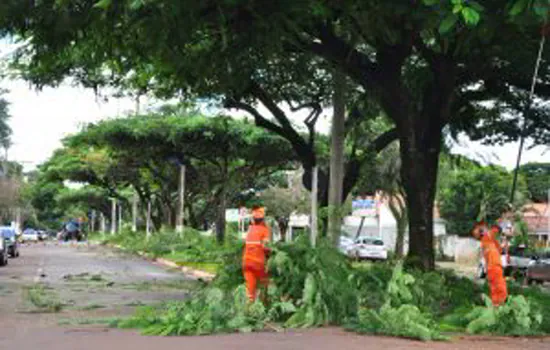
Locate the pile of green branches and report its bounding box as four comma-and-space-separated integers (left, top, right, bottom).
115, 238, 549, 339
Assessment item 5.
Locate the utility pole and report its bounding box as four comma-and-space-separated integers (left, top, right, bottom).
146, 201, 152, 239
15, 207, 21, 234
90, 210, 96, 233
118, 203, 122, 233
100, 212, 106, 233
510, 32, 546, 204
311, 166, 318, 247
176, 165, 186, 234
327, 70, 346, 246
132, 194, 138, 232
110, 199, 116, 235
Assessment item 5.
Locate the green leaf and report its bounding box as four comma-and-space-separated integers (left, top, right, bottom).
439, 15, 458, 34
93, 0, 112, 9
509, 0, 529, 15
453, 4, 463, 14
462, 7, 481, 25
130, 0, 146, 10
468, 1, 485, 12
422, 0, 440, 5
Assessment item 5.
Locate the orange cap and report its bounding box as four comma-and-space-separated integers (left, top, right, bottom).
252, 207, 265, 219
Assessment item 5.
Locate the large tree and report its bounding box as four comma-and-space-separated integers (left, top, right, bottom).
438, 164, 528, 236
66, 113, 296, 241
3, 0, 550, 268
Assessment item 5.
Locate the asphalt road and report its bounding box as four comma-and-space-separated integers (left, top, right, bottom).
0, 243, 548, 350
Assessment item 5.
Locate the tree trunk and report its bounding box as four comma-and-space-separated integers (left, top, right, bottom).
277, 217, 288, 242
187, 202, 199, 229
389, 196, 407, 258
216, 185, 227, 244
395, 215, 407, 258
400, 135, 440, 270
327, 70, 347, 247
376, 49, 455, 270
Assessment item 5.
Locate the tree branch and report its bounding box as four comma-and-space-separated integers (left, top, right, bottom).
342, 128, 399, 198
299, 24, 380, 89
224, 97, 286, 135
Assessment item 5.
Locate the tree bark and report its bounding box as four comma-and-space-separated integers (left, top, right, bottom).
399, 133, 441, 270
216, 160, 229, 244
215, 186, 226, 244
277, 217, 288, 242
388, 195, 407, 258
327, 69, 347, 246
378, 50, 455, 270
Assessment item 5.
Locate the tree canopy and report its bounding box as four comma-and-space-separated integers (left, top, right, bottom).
3, 0, 550, 268
35, 112, 297, 239
0, 91, 12, 156
438, 163, 528, 236
519, 162, 550, 202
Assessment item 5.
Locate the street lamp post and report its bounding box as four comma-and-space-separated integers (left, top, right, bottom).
167, 157, 186, 235
311, 166, 318, 247
176, 165, 186, 234
110, 198, 116, 235
118, 203, 122, 233
146, 200, 152, 239
132, 193, 138, 232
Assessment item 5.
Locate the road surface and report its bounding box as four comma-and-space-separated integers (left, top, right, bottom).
0, 243, 548, 350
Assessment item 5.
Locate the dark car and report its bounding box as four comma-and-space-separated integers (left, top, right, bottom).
0, 230, 8, 266
1, 227, 19, 258
526, 252, 550, 285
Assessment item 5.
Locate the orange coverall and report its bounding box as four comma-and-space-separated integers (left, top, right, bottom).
242, 222, 270, 301
481, 228, 508, 306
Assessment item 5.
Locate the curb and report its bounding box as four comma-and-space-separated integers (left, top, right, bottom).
156, 258, 216, 281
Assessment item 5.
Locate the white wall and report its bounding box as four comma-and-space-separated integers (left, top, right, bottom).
438, 235, 480, 263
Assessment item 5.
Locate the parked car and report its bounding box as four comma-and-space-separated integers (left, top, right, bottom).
22, 228, 39, 242
38, 230, 49, 241
349, 237, 388, 261
339, 236, 355, 255
526, 252, 550, 285
0, 231, 8, 266
477, 245, 539, 279
0, 227, 19, 258
507, 245, 537, 275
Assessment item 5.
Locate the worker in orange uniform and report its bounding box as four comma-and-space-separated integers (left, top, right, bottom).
471, 221, 508, 306
242, 206, 271, 302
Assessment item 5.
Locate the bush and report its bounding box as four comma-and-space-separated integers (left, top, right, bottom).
353, 263, 481, 319
101, 228, 234, 263
508, 283, 550, 334
465, 295, 543, 336
268, 240, 358, 327
351, 262, 447, 341
117, 286, 272, 335
111, 234, 550, 339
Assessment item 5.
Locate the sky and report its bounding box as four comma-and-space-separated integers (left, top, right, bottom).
1, 43, 548, 172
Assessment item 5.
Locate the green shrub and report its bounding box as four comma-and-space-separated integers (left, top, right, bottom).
508, 283, 550, 333
465, 295, 543, 336
117, 286, 270, 335
110, 233, 550, 339
272, 242, 358, 327
351, 262, 447, 341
